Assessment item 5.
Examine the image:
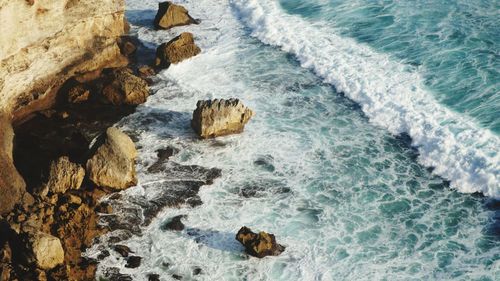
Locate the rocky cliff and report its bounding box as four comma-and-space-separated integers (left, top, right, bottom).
0, 0, 128, 215
0, 0, 128, 124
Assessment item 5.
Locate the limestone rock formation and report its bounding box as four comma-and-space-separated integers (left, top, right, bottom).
0, 114, 26, 215
236, 226, 285, 258
154, 1, 197, 30
155, 32, 201, 69
31, 232, 65, 270
102, 68, 150, 105
45, 157, 85, 195
191, 99, 254, 138
86, 127, 137, 190
0, 0, 129, 124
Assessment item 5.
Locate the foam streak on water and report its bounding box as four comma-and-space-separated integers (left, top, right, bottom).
88, 1, 500, 280
232, 0, 499, 198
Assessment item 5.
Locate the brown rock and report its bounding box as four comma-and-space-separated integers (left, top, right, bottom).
191, 99, 254, 139
21, 192, 35, 211
45, 156, 85, 195
235, 226, 285, 258
31, 231, 65, 270
0, 0, 129, 124
67, 194, 82, 205
118, 38, 137, 57
0, 114, 26, 215
113, 245, 132, 258
102, 68, 150, 105
74, 69, 103, 84
138, 65, 156, 79
86, 127, 137, 190
67, 85, 90, 104
155, 32, 201, 69
153, 1, 197, 30
125, 256, 141, 268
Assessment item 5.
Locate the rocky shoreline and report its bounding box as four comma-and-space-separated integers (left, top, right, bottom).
0, 1, 271, 280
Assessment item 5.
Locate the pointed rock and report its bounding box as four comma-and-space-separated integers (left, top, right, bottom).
154, 1, 197, 30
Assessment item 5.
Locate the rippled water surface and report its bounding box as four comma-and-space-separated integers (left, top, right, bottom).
89, 1, 500, 280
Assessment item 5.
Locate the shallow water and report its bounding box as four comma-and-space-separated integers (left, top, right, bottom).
89, 0, 500, 280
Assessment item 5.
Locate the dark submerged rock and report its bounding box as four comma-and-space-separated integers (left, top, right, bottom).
192, 267, 202, 275
162, 215, 186, 231
125, 256, 141, 268
148, 273, 160, 281
147, 146, 178, 173
113, 245, 132, 258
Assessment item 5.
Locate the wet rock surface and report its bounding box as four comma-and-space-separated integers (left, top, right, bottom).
191, 98, 254, 138
155, 32, 201, 69
100, 162, 221, 234
113, 245, 133, 258
236, 226, 285, 258
147, 146, 178, 173
162, 215, 186, 231
125, 256, 142, 268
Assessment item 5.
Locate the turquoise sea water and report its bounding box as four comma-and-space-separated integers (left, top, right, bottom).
281, 0, 500, 133
91, 1, 500, 280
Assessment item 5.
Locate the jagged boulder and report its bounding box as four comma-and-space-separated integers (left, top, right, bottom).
0, 114, 26, 215
31, 232, 65, 270
236, 226, 285, 258
86, 127, 137, 190
45, 156, 85, 195
155, 32, 201, 69
191, 99, 254, 138
102, 68, 150, 105
153, 1, 197, 30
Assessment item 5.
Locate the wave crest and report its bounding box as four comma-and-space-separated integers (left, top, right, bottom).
232, 0, 499, 197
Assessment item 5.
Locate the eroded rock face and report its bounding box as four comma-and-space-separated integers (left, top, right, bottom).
31, 232, 65, 270
155, 32, 201, 69
102, 68, 149, 105
0, 0, 128, 124
45, 157, 85, 195
67, 85, 90, 104
86, 127, 137, 190
0, 114, 26, 215
191, 99, 254, 138
153, 1, 197, 30
236, 226, 285, 258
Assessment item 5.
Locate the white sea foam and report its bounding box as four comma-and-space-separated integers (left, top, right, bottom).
231, 0, 499, 198
88, 1, 500, 280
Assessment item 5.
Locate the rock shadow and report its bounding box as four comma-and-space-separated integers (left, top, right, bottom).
185, 228, 245, 254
